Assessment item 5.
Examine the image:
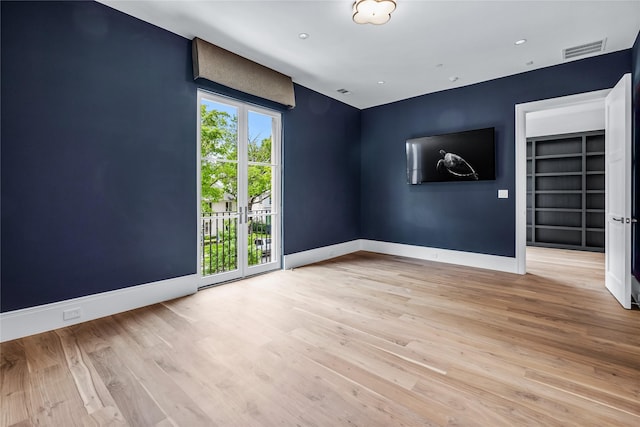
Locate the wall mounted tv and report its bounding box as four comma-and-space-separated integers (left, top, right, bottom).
406, 127, 495, 184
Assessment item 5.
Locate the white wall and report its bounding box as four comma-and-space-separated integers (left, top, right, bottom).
526, 100, 605, 138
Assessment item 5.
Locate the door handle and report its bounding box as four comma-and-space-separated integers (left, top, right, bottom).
612, 216, 624, 222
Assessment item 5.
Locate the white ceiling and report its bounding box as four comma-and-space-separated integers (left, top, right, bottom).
98, 0, 640, 109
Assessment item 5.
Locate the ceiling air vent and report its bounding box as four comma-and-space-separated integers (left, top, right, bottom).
336, 88, 351, 94
563, 39, 606, 60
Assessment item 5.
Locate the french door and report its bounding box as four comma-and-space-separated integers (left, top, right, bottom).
197, 90, 281, 285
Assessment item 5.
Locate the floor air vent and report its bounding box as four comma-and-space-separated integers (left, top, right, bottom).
563, 39, 606, 60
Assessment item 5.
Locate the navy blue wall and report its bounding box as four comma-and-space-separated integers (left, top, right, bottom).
283, 85, 361, 254
632, 31, 640, 280
360, 51, 632, 257
1, 1, 197, 311
1, 1, 359, 312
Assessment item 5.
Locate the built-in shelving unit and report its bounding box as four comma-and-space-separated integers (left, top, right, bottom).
526, 131, 605, 252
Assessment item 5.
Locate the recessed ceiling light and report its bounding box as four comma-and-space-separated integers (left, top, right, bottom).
336, 88, 351, 95
377, 80, 385, 85
435, 63, 443, 68
298, 33, 309, 39
526, 61, 534, 66
448, 76, 459, 82
515, 39, 527, 45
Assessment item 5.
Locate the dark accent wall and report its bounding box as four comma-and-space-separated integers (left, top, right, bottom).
1, 1, 359, 312
360, 51, 632, 257
283, 85, 361, 254
632, 31, 640, 281
1, 1, 197, 312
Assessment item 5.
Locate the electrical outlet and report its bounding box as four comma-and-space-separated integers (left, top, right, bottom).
63, 308, 81, 321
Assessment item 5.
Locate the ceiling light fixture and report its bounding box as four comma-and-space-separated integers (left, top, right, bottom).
298, 33, 309, 39
448, 76, 459, 82
352, 0, 396, 25
377, 80, 385, 84
514, 39, 527, 45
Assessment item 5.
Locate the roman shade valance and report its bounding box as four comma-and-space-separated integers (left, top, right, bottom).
192, 38, 296, 108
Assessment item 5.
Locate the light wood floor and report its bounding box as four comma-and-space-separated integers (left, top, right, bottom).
2, 247, 639, 426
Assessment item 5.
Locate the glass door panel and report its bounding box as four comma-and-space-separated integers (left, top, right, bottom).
200, 99, 240, 279
247, 110, 279, 272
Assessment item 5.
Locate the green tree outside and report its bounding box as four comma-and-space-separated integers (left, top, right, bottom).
200, 105, 272, 213
200, 104, 273, 274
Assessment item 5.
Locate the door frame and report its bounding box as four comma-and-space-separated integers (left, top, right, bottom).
514, 89, 610, 274
196, 89, 282, 287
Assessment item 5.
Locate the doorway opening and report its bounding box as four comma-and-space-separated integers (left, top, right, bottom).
515, 89, 610, 275
516, 74, 633, 309
519, 98, 608, 299
197, 90, 282, 287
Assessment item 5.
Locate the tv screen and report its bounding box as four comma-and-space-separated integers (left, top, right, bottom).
406, 127, 495, 184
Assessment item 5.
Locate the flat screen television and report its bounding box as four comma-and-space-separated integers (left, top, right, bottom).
406, 127, 495, 184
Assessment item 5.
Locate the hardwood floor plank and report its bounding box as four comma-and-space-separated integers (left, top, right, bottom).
524, 369, 640, 418
87, 347, 165, 426
146, 340, 255, 426
86, 406, 127, 427
263, 337, 440, 427
22, 333, 66, 373
1, 341, 30, 426
55, 328, 108, 415
90, 317, 215, 426
67, 321, 131, 426
26, 363, 95, 427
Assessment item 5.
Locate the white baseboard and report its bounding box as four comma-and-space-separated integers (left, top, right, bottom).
0, 275, 197, 342
361, 240, 519, 273
1, 241, 519, 342
283, 240, 363, 269
283, 239, 518, 274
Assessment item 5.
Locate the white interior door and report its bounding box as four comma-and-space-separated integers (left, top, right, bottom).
604, 73, 632, 309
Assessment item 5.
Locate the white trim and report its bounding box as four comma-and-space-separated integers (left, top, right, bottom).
0, 275, 197, 342
283, 239, 517, 274
196, 90, 205, 280
361, 240, 518, 273
283, 240, 363, 269
514, 89, 610, 275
